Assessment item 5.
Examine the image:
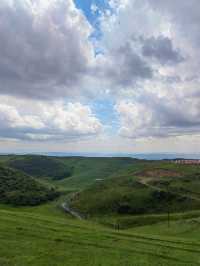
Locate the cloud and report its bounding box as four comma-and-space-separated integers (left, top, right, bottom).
0, 0, 95, 100
96, 0, 186, 92
91, 3, 98, 14
115, 89, 200, 139
148, 0, 200, 48
0, 100, 103, 141
102, 42, 153, 87
0, 0, 200, 152
142, 36, 184, 65
0, 0, 191, 100
96, 0, 200, 143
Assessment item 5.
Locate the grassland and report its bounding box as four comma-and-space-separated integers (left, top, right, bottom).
0, 155, 136, 190
0, 156, 200, 265
69, 161, 200, 224
1, 201, 200, 266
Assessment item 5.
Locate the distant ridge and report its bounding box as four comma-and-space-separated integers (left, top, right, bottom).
1, 152, 200, 160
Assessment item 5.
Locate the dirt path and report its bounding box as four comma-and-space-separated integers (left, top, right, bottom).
61, 202, 84, 220
61, 192, 84, 220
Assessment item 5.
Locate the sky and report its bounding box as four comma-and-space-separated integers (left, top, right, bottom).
0, 0, 200, 154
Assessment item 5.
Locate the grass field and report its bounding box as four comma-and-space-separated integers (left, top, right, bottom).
1, 201, 200, 266
0, 155, 136, 191
69, 161, 200, 222
0, 156, 200, 265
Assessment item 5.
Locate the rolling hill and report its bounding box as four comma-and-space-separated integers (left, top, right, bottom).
0, 165, 59, 206
7, 155, 73, 180
69, 162, 200, 225
52, 156, 137, 190
1, 155, 137, 190
0, 156, 200, 265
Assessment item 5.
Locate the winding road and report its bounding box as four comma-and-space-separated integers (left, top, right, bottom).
61, 202, 84, 220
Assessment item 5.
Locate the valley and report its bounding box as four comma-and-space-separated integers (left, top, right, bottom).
0, 155, 200, 265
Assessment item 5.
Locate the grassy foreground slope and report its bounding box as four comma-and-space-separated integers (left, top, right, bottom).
128, 215, 200, 240
1, 203, 200, 266
0, 165, 59, 206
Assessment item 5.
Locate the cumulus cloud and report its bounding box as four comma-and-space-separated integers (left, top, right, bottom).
142, 36, 184, 65
97, 0, 187, 92
96, 0, 200, 144
102, 42, 153, 87
115, 90, 200, 139
0, 0, 95, 99
0, 0, 200, 150
148, 0, 200, 48
0, 0, 188, 100
0, 100, 102, 141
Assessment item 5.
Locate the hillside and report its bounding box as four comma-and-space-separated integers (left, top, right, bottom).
2, 155, 137, 190
7, 155, 72, 180
69, 162, 200, 219
55, 156, 137, 190
1, 205, 200, 266
0, 157, 200, 265
0, 166, 59, 206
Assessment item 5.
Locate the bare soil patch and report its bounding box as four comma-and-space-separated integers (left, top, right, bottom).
136, 169, 181, 179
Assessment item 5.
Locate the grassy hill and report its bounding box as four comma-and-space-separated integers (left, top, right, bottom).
0, 156, 200, 265
69, 162, 200, 222
2, 155, 136, 190
1, 203, 200, 266
54, 156, 137, 190
7, 155, 73, 180
0, 165, 59, 206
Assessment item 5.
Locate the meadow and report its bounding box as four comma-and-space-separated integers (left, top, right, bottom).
0, 155, 200, 265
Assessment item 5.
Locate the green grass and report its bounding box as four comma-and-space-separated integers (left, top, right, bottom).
128, 216, 200, 240
93, 210, 200, 229
1, 155, 137, 191
1, 156, 200, 265
56, 157, 136, 190
69, 161, 200, 223
1, 201, 200, 266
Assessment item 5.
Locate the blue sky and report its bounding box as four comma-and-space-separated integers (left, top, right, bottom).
74, 0, 118, 133
91, 99, 120, 135
74, 0, 111, 42
74, 0, 110, 25
0, 0, 199, 154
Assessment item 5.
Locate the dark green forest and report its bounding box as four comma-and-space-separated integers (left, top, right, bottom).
0, 165, 59, 206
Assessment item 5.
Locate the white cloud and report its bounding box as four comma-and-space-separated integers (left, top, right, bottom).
0, 0, 96, 99
91, 3, 98, 14
97, 0, 200, 144
115, 101, 154, 138
0, 99, 103, 141
0, 0, 200, 153
115, 90, 200, 139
